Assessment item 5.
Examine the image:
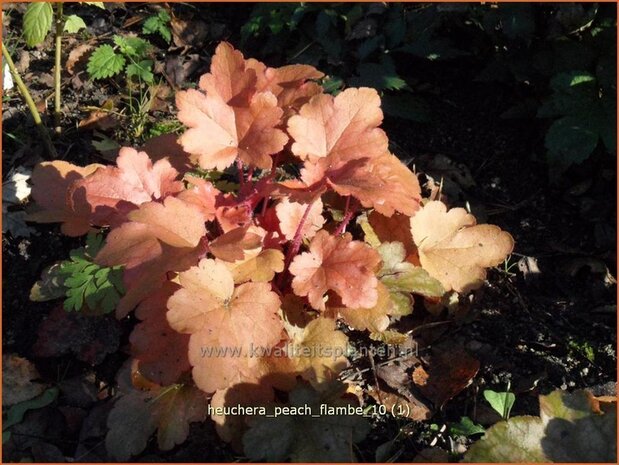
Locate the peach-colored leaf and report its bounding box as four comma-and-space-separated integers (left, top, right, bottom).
176, 176, 219, 222
127, 196, 206, 248
95, 197, 206, 270
290, 230, 381, 311
28, 160, 102, 236
333, 281, 392, 333
321, 153, 422, 217
70, 148, 183, 227
166, 259, 283, 392
287, 317, 348, 388
275, 198, 325, 241
288, 87, 387, 164
198, 42, 257, 106
247, 60, 324, 111
112, 243, 204, 318
176, 89, 287, 170
209, 225, 263, 262
365, 210, 417, 257
130, 282, 190, 385
225, 248, 284, 284
410, 201, 515, 292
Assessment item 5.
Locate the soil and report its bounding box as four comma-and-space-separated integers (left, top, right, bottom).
2, 3, 616, 463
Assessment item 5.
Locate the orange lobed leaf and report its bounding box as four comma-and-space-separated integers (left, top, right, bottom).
247, 59, 324, 112
96, 196, 206, 268
198, 42, 257, 106
70, 148, 183, 227
130, 282, 191, 385
209, 225, 263, 262
113, 244, 205, 318
28, 160, 102, 236
95, 197, 207, 316
224, 248, 285, 284
287, 87, 387, 165
176, 89, 288, 170
367, 210, 417, 258
332, 281, 393, 333
106, 362, 209, 460
290, 230, 381, 311
410, 200, 515, 292
303, 153, 422, 217
275, 197, 325, 241
166, 259, 283, 392
176, 176, 219, 223
286, 317, 349, 389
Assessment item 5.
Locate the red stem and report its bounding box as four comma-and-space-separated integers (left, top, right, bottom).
260, 152, 282, 218
284, 199, 315, 269
333, 197, 357, 236
246, 167, 254, 182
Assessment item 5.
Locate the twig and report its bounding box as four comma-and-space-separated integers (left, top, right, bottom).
2, 41, 57, 158
53, 2, 63, 134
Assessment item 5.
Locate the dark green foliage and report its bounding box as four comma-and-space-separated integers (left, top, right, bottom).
88, 35, 155, 83
143, 10, 172, 43
58, 232, 124, 313
239, 3, 616, 170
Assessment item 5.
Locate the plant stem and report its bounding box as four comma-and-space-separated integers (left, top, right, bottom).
333, 197, 357, 236
2, 42, 58, 158
53, 2, 63, 134
284, 199, 314, 268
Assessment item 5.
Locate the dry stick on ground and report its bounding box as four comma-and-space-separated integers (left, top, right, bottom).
53, 2, 63, 134
2, 42, 58, 159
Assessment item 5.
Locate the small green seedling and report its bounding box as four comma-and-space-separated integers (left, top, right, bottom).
484, 384, 516, 420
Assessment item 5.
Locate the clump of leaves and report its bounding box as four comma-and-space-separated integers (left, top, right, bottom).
28, 42, 514, 461
464, 389, 617, 462
59, 233, 125, 313
142, 9, 172, 43
88, 34, 155, 83
31, 232, 124, 314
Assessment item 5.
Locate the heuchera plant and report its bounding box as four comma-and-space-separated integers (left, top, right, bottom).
28, 42, 514, 460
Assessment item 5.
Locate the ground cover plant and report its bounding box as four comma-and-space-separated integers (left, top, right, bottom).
2, 2, 616, 463
23, 41, 517, 461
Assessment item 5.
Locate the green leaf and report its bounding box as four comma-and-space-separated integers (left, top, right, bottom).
84, 2, 105, 8
87, 44, 126, 80
113, 35, 152, 59
484, 389, 516, 419
126, 59, 154, 84
58, 239, 124, 313
465, 390, 617, 462
349, 58, 408, 91
464, 416, 547, 462
23, 2, 53, 47
85, 231, 105, 256
321, 75, 344, 95
381, 266, 445, 298
545, 115, 599, 166
143, 10, 172, 43
3, 387, 59, 430
64, 14, 87, 34
450, 416, 485, 437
